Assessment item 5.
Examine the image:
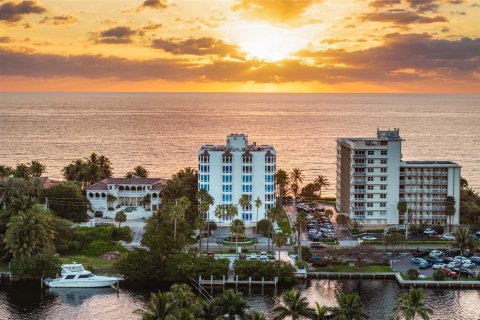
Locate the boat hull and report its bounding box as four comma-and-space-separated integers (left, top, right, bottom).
46, 278, 119, 288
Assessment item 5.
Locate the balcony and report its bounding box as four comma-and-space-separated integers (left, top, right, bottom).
353, 172, 366, 176
353, 163, 366, 167
353, 189, 366, 193
353, 154, 366, 159
352, 207, 366, 211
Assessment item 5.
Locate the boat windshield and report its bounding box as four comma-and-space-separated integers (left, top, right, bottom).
63, 265, 84, 272
78, 273, 94, 279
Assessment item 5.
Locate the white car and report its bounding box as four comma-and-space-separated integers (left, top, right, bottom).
429, 250, 444, 257
441, 234, 455, 240
250, 253, 257, 260
362, 236, 377, 240
462, 261, 476, 268
447, 262, 461, 269
454, 256, 471, 263
432, 263, 446, 269
423, 228, 436, 235
259, 252, 268, 261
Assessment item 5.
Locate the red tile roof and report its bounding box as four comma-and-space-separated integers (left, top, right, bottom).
86, 177, 167, 190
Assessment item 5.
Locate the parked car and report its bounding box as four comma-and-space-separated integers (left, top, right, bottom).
432, 263, 446, 269
470, 256, 480, 264
454, 256, 471, 264
362, 236, 377, 240
425, 256, 443, 264
440, 268, 457, 277
423, 228, 436, 235
451, 268, 476, 278
419, 262, 432, 269
447, 261, 461, 269
250, 253, 257, 260
259, 252, 268, 261
443, 257, 455, 263
441, 234, 455, 240
429, 250, 444, 257
207, 251, 215, 259
414, 250, 430, 258
462, 261, 476, 269
238, 253, 247, 260
411, 257, 427, 264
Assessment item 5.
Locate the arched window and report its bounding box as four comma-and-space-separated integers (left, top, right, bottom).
101, 193, 106, 198
125, 186, 130, 191
222, 151, 232, 163
95, 193, 100, 198
119, 186, 124, 191
242, 151, 252, 164
152, 193, 158, 198
88, 192, 94, 198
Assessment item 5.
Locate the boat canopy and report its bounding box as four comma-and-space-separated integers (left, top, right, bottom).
62, 264, 85, 272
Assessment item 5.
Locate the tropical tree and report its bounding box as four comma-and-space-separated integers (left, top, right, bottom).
325, 209, 334, 220
394, 288, 433, 320
14, 163, 31, 179
0, 165, 13, 178
294, 211, 308, 261
273, 233, 288, 260
275, 169, 289, 205
330, 292, 368, 320
198, 189, 214, 251
107, 194, 117, 208
452, 225, 476, 270
397, 201, 408, 238
214, 204, 226, 223
4, 205, 55, 259
336, 214, 350, 232
125, 165, 149, 178
311, 302, 331, 320
115, 211, 127, 228
86, 153, 113, 178
194, 214, 207, 251
239, 194, 251, 224
230, 219, 245, 256
460, 177, 468, 190
254, 196, 262, 234
215, 289, 248, 320
300, 183, 317, 199
140, 291, 178, 320
171, 196, 191, 241
272, 288, 315, 320
198, 300, 220, 320
29, 161, 46, 178
243, 310, 267, 320
445, 196, 456, 231
267, 206, 282, 252
314, 175, 330, 199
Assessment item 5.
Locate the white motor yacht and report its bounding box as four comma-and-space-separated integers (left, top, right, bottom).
44, 264, 122, 288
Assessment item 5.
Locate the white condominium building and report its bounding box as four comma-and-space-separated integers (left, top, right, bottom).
336, 129, 460, 226
198, 134, 276, 227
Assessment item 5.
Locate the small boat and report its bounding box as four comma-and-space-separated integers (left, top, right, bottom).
43, 264, 122, 288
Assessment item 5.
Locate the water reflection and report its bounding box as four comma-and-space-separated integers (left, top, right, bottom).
47, 287, 118, 306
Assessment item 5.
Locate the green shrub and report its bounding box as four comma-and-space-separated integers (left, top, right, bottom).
228, 248, 236, 253
433, 269, 445, 281
112, 226, 133, 242
296, 260, 307, 269
11, 253, 60, 279
241, 248, 249, 253
233, 260, 296, 283
432, 225, 445, 235
383, 258, 390, 266
81, 240, 126, 257
407, 268, 419, 280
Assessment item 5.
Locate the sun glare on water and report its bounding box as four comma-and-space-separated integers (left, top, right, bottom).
227, 22, 311, 61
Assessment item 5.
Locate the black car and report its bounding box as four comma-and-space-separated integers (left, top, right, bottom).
443, 257, 455, 263
413, 250, 430, 258
425, 256, 443, 264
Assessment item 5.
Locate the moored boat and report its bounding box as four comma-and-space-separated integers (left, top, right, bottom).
44, 264, 122, 288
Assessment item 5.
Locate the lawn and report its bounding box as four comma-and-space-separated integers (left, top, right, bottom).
59, 254, 117, 273
311, 264, 393, 273
278, 208, 292, 235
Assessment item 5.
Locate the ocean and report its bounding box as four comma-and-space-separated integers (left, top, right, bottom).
1, 93, 479, 195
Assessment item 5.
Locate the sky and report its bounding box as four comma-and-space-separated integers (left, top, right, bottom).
0, 0, 479, 92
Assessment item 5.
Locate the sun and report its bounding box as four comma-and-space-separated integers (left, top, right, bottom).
223, 22, 312, 61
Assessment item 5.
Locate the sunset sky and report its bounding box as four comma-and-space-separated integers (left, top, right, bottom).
0, 0, 479, 92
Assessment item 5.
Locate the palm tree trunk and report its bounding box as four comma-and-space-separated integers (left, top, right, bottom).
206, 211, 210, 252
174, 219, 177, 242
236, 233, 238, 258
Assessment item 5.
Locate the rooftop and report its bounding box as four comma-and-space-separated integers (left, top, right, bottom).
87, 177, 167, 190
401, 161, 461, 168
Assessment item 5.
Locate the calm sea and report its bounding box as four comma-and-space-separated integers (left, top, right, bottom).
1, 93, 479, 193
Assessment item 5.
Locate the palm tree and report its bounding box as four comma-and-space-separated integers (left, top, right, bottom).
231, 219, 245, 257
394, 288, 433, 320
330, 293, 368, 320
273, 289, 315, 320
397, 201, 407, 238
198, 189, 215, 251
171, 196, 191, 241
140, 291, 177, 320
29, 177, 44, 200
275, 169, 289, 205
0, 176, 19, 209
0, 165, 13, 178
254, 197, 262, 235
214, 204, 226, 224
215, 289, 248, 320
445, 196, 456, 232
336, 214, 350, 232
4, 205, 55, 259
295, 211, 307, 261
325, 209, 334, 220
273, 233, 288, 260
243, 310, 267, 320
134, 165, 149, 178
311, 302, 331, 320
14, 163, 31, 179
460, 176, 468, 190
194, 215, 207, 251
239, 194, 251, 224
452, 225, 475, 269
314, 175, 330, 199
198, 300, 220, 320
115, 211, 127, 228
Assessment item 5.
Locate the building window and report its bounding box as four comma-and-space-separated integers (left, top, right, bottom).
222, 194, 232, 202
368, 168, 374, 173
381, 150, 388, 155
199, 183, 209, 191
199, 155, 209, 163
222, 154, 232, 163
222, 175, 232, 183
367, 159, 374, 164
367, 177, 374, 182
243, 154, 252, 163
367, 185, 374, 190
199, 165, 210, 173
381, 168, 387, 173
380, 203, 386, 207
265, 174, 274, 182
380, 194, 387, 199
222, 185, 232, 192
380, 185, 387, 190
380, 176, 387, 181
367, 203, 373, 207
222, 165, 232, 173
367, 194, 373, 199
242, 175, 252, 183
200, 174, 210, 182
381, 159, 387, 164
243, 166, 252, 173
265, 165, 275, 173
242, 185, 252, 193
265, 154, 276, 163
265, 194, 275, 202
265, 184, 274, 192
368, 150, 374, 155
